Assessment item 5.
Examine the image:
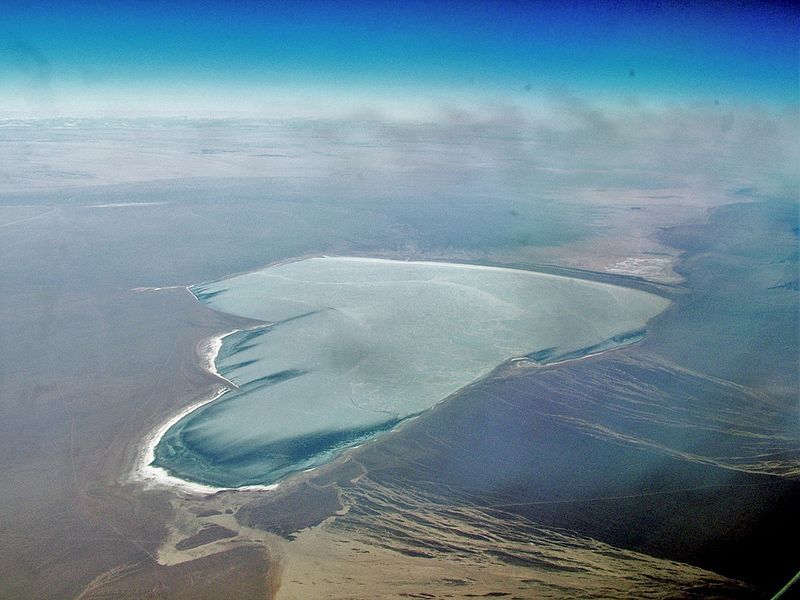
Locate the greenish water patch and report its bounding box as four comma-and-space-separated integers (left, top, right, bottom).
152, 257, 669, 488
527, 328, 646, 363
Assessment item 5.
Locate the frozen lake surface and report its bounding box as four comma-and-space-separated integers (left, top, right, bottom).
152, 257, 670, 488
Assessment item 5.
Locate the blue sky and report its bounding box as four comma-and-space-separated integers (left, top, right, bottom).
1, 1, 797, 116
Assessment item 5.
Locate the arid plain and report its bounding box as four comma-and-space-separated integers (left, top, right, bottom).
0, 114, 797, 599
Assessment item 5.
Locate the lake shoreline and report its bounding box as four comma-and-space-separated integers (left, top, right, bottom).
139, 256, 671, 493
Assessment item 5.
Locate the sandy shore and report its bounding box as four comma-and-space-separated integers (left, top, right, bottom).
130, 327, 279, 495
195, 329, 241, 391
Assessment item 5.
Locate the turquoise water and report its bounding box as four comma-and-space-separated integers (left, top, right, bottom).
152, 257, 670, 488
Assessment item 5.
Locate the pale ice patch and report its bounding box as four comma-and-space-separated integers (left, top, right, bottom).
151, 257, 671, 488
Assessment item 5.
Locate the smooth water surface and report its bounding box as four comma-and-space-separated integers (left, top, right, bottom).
153, 257, 670, 487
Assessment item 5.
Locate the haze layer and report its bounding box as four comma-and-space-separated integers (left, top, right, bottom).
153, 257, 669, 488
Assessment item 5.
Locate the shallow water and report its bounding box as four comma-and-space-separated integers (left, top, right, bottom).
153, 257, 669, 487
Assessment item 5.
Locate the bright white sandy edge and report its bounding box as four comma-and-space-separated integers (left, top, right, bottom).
130, 328, 280, 495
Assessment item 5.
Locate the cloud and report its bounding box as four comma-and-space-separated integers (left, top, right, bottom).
0, 88, 795, 203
